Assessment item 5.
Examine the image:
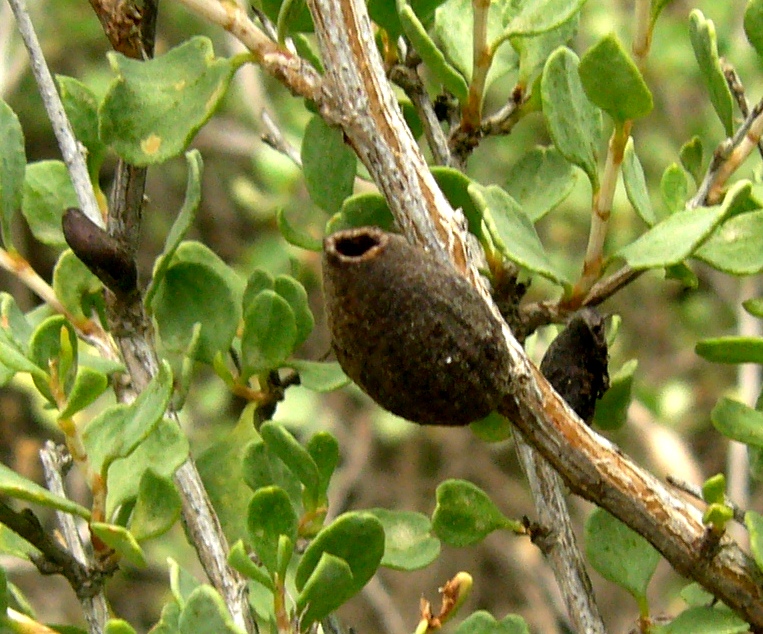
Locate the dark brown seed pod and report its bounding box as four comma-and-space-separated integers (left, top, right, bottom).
322, 227, 510, 426
539, 307, 610, 425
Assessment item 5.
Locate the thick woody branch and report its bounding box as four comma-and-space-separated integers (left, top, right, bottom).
304, 1, 604, 632
304, 0, 763, 629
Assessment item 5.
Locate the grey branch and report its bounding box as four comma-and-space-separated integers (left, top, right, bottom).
7, 0, 103, 229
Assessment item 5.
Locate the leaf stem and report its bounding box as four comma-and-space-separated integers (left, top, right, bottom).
6, 0, 104, 229
462, 0, 491, 132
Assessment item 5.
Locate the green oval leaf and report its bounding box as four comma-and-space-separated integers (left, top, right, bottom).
178, 586, 242, 634
711, 397, 763, 447
501, 0, 585, 38
301, 116, 356, 213
455, 611, 531, 634
0, 99, 25, 250
432, 479, 517, 547
0, 462, 90, 519
247, 485, 298, 575
689, 10, 734, 137
90, 522, 146, 567
660, 163, 689, 216
22, 160, 78, 248
431, 166, 484, 237
696, 336, 763, 364
696, 210, 763, 275
541, 47, 602, 187
367, 508, 440, 571
59, 366, 109, 419
296, 552, 355, 627
100, 37, 242, 166
592, 359, 637, 431
579, 33, 653, 123
622, 138, 656, 226
745, 0, 763, 58
276, 207, 322, 251
274, 275, 314, 349
241, 290, 297, 378
130, 469, 182, 541
326, 192, 394, 234
585, 507, 660, 601
746, 510, 763, 575
260, 421, 320, 500
286, 359, 350, 392
652, 606, 748, 634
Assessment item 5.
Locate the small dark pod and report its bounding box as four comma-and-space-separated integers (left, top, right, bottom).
322, 227, 510, 426
539, 308, 610, 425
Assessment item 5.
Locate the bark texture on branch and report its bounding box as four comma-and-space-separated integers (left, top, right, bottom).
303, 0, 763, 629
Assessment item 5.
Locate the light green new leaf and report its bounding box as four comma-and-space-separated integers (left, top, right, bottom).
178, 586, 245, 634
747, 511, 763, 574
301, 116, 356, 213
82, 361, 173, 477
592, 359, 637, 431
100, 37, 243, 165
689, 10, 734, 137
0, 462, 90, 519
276, 208, 322, 252
579, 33, 653, 123
0, 99, 25, 251
585, 507, 660, 602
22, 160, 78, 248
541, 47, 602, 187
622, 138, 655, 226
696, 336, 763, 364
296, 552, 355, 627
91, 522, 147, 567
53, 250, 103, 322
59, 366, 109, 419
504, 146, 577, 222
651, 606, 748, 634
246, 486, 298, 575
260, 421, 320, 500
696, 210, 763, 275
431, 167, 484, 237
145, 151, 203, 307
660, 163, 689, 216
274, 275, 314, 349
326, 192, 394, 234
679, 136, 703, 185
470, 183, 570, 285
616, 181, 750, 269
368, 508, 440, 571
745, 0, 763, 59
105, 619, 137, 634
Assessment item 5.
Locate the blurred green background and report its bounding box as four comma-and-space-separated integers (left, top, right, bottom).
0, 1, 760, 632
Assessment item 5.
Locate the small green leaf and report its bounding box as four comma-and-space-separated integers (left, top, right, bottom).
701, 474, 726, 505
703, 503, 733, 529
228, 540, 275, 590
91, 522, 146, 567
689, 10, 734, 137
260, 421, 320, 500
261, 0, 313, 34
326, 192, 394, 234
152, 261, 239, 364
274, 275, 314, 349
501, 0, 585, 38
100, 37, 242, 165
301, 116, 356, 213
746, 511, 763, 574
0, 99, 25, 251
503, 146, 577, 222
107, 418, 189, 520
592, 359, 637, 430
745, 0, 763, 58
240, 290, 297, 378
197, 410, 258, 545
246, 486, 298, 575
169, 557, 201, 606
105, 619, 138, 634
242, 440, 302, 507
130, 469, 182, 541
652, 606, 748, 634
242, 269, 275, 315
295, 511, 384, 595
22, 160, 78, 248
679, 582, 715, 608
579, 33, 653, 123
367, 508, 441, 571
0, 462, 90, 519
296, 552, 355, 627
696, 210, 763, 275
679, 136, 703, 185
82, 361, 173, 477
178, 586, 244, 634
660, 163, 689, 216
53, 250, 103, 322
616, 181, 751, 269
585, 507, 660, 602
470, 183, 570, 285
744, 297, 763, 318
431, 167, 484, 238
400, 4, 469, 102
276, 208, 322, 251
0, 336, 47, 382
469, 411, 513, 442
286, 360, 349, 392
56, 76, 107, 181
711, 398, 763, 447
59, 366, 109, 419
454, 611, 531, 634
29, 315, 78, 404
146, 151, 203, 307
696, 337, 763, 364
306, 432, 339, 498
432, 479, 518, 547
513, 14, 579, 87
541, 47, 602, 187
622, 138, 656, 226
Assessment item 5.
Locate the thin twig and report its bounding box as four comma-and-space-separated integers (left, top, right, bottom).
6, 0, 104, 229
723, 60, 763, 161
261, 109, 303, 167
40, 443, 111, 634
